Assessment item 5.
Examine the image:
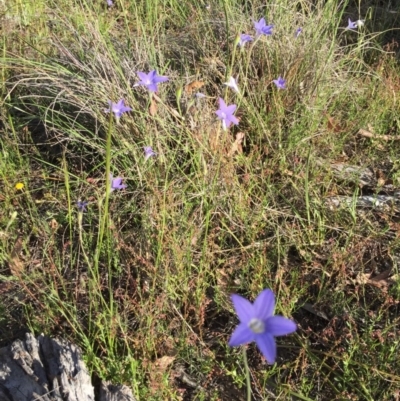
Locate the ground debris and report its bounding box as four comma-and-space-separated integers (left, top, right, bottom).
325, 194, 400, 213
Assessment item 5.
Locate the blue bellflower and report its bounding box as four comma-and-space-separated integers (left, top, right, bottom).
135, 70, 169, 92
238, 33, 253, 47
215, 98, 239, 130
229, 289, 297, 364
347, 18, 357, 29
273, 76, 286, 89
106, 99, 132, 118
144, 146, 156, 160
254, 18, 274, 37
295, 27, 302, 38
109, 173, 127, 192
77, 200, 88, 212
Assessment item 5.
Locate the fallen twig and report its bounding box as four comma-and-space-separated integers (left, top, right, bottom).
358, 128, 400, 141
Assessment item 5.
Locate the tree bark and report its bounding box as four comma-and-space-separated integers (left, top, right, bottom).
0, 333, 136, 401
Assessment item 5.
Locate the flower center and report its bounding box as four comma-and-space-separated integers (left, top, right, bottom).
248, 318, 265, 334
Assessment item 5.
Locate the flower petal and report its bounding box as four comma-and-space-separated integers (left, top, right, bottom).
218, 97, 227, 109
256, 17, 265, 28
148, 83, 158, 92
255, 332, 276, 364
231, 294, 254, 324
253, 289, 275, 320
228, 115, 239, 126
154, 75, 169, 83
112, 177, 123, 187
266, 316, 297, 336
137, 71, 149, 82
228, 323, 254, 346
215, 110, 225, 119
225, 104, 237, 114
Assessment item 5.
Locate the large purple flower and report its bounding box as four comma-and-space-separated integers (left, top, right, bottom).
254, 18, 274, 37
135, 70, 169, 92
228, 289, 297, 364
215, 98, 239, 131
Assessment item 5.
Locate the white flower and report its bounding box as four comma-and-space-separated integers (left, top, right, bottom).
224, 76, 240, 94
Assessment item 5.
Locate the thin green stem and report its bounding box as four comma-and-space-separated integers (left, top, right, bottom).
94, 111, 113, 272
104, 111, 113, 226
304, 147, 311, 225
77, 211, 92, 272
238, 37, 259, 109
62, 153, 74, 271
242, 347, 252, 401
222, 0, 230, 82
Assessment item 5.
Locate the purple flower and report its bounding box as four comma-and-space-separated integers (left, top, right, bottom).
295, 27, 302, 38
215, 98, 239, 131
228, 289, 297, 364
346, 18, 357, 29
109, 173, 127, 192
106, 0, 113, 6
238, 33, 253, 47
106, 99, 132, 118
144, 146, 156, 160
254, 18, 274, 37
135, 70, 169, 92
77, 200, 88, 212
273, 76, 286, 89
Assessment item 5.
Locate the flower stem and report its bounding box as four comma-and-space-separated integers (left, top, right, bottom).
242, 347, 252, 401
104, 109, 113, 222
222, 0, 230, 82
77, 210, 92, 272
94, 111, 113, 273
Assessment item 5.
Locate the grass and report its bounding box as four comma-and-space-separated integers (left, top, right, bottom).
1, 0, 400, 399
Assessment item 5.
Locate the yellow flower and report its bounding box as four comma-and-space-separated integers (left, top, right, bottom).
15, 182, 24, 190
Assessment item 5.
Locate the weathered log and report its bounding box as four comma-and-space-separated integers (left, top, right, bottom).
0, 333, 136, 401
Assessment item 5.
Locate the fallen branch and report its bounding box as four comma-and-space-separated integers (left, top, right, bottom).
358, 128, 400, 141
325, 194, 400, 213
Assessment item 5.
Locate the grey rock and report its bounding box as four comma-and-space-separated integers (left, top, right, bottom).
0, 333, 136, 401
